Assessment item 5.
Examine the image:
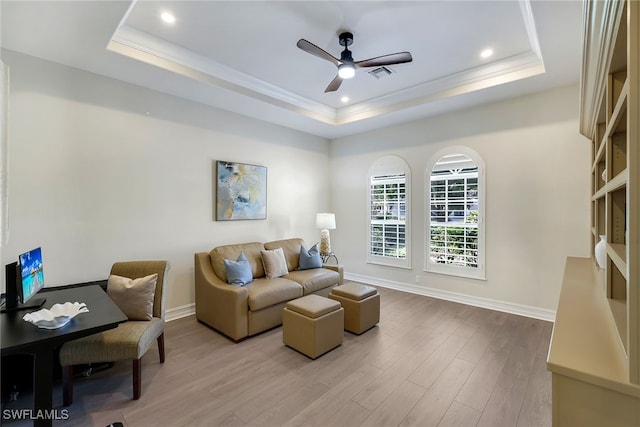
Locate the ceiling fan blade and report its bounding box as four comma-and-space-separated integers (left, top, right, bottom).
324, 75, 343, 93
297, 39, 341, 67
355, 52, 413, 68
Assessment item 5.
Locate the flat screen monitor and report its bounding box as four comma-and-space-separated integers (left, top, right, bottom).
1, 247, 46, 312
19, 247, 45, 305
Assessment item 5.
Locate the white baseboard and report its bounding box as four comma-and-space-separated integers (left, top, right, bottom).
344, 272, 556, 322
164, 275, 557, 323
166, 303, 195, 322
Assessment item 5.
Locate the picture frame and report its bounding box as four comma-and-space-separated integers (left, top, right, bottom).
215, 160, 267, 221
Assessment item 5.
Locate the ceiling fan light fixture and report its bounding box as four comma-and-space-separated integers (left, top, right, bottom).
338, 63, 355, 79
296, 32, 412, 92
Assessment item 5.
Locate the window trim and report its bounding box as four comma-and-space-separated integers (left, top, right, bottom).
367, 155, 411, 269
425, 147, 486, 280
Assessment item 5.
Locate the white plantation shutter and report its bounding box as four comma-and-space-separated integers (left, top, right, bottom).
370, 174, 406, 259
368, 156, 411, 268
426, 149, 485, 279
429, 170, 479, 267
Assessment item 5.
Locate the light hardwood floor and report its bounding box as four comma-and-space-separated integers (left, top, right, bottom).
5, 286, 553, 426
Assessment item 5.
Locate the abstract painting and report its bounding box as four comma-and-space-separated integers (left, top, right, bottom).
216, 161, 267, 220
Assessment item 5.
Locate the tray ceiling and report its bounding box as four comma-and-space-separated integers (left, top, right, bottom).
1, 1, 583, 138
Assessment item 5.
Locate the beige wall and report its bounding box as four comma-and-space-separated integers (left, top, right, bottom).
2, 49, 591, 317
1, 50, 331, 311
330, 85, 591, 316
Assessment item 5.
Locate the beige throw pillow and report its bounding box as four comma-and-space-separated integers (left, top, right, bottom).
107, 273, 158, 321
261, 248, 289, 279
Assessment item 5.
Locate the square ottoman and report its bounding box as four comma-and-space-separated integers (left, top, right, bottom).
329, 283, 380, 334
283, 294, 344, 359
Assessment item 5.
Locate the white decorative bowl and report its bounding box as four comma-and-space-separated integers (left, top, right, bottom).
23, 302, 89, 329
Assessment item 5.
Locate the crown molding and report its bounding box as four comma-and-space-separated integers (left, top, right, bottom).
109, 25, 337, 123
579, 0, 626, 138
336, 51, 544, 125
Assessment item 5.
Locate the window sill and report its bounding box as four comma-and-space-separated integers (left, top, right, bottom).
424, 266, 486, 281
366, 259, 412, 270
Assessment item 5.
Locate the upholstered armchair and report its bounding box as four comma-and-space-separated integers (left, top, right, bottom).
59, 260, 169, 405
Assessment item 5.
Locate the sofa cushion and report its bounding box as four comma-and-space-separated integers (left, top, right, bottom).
284, 268, 340, 295
299, 244, 322, 270
264, 238, 304, 272
246, 278, 303, 311
210, 242, 265, 282
224, 252, 253, 286
261, 248, 289, 278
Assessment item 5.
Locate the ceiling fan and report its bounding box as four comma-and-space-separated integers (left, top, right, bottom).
297, 32, 413, 93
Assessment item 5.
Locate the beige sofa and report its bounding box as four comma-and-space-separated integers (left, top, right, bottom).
195, 238, 343, 341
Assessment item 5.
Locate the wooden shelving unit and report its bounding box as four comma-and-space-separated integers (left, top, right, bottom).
585, 0, 638, 385
548, 0, 640, 425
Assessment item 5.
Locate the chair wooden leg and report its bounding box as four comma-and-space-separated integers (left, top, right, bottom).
157, 333, 165, 363
62, 365, 73, 407
132, 359, 142, 400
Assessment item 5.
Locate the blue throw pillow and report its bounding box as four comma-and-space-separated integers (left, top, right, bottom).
224, 252, 253, 286
299, 244, 322, 270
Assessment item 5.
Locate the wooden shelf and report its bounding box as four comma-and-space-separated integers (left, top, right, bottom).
606, 168, 628, 192
608, 243, 627, 279
605, 78, 628, 136
591, 187, 606, 201
592, 168, 627, 200
553, 2, 640, 423
592, 136, 607, 169
548, 257, 640, 398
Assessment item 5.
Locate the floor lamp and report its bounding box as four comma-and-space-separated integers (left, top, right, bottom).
316, 213, 336, 256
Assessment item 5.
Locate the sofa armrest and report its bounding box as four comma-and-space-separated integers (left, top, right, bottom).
322, 264, 344, 285
194, 252, 249, 341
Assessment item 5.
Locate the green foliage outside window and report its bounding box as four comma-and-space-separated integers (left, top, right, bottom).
430, 225, 478, 267
370, 175, 407, 260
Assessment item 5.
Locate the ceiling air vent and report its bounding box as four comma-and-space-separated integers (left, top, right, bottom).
368, 66, 394, 79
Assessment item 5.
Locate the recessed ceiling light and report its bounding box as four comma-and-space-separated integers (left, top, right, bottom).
341, 96, 350, 103
161, 11, 176, 24
480, 48, 494, 59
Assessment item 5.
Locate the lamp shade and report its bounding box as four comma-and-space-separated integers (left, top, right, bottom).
316, 213, 336, 230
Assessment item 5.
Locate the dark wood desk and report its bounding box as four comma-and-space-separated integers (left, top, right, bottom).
1, 285, 127, 427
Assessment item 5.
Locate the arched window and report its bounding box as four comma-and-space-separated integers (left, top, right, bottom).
367, 155, 411, 268
426, 147, 485, 279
